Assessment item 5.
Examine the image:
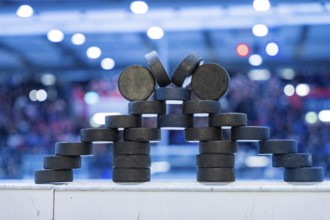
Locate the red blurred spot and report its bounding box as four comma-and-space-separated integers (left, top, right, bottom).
236, 43, 250, 57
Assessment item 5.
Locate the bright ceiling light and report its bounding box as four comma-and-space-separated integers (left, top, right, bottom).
248, 69, 270, 81
248, 54, 263, 66
147, 26, 164, 40
283, 84, 295, 96
296, 84, 310, 97
130, 1, 149, 14
41, 73, 56, 86
91, 112, 121, 127
47, 29, 64, 42
16, 5, 34, 18
253, 0, 271, 12
36, 89, 47, 102
29, 90, 37, 101
305, 112, 318, 124
252, 24, 269, 37
318, 110, 330, 122
71, 33, 86, 45
236, 43, 250, 57
101, 58, 115, 70
84, 92, 100, 105
265, 42, 279, 56
86, 46, 102, 59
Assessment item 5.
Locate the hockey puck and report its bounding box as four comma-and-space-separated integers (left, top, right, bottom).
35, 170, 73, 184
231, 126, 270, 141
183, 100, 221, 114
113, 155, 151, 168
112, 168, 150, 182
272, 153, 312, 168
118, 65, 155, 101
197, 154, 235, 168
80, 128, 119, 143
144, 51, 171, 87
171, 53, 203, 87
209, 113, 247, 127
105, 115, 141, 129
284, 167, 324, 182
124, 128, 161, 141
157, 114, 193, 129
258, 139, 298, 155
185, 127, 221, 141
55, 142, 93, 156
154, 87, 191, 101
129, 101, 166, 115
43, 156, 81, 170
199, 141, 237, 154
197, 168, 235, 182
191, 63, 230, 100
113, 141, 150, 155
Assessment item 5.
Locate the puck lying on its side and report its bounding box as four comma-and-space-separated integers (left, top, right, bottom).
284, 167, 324, 182
144, 51, 171, 87
191, 63, 230, 100
154, 87, 191, 101
231, 126, 270, 141
55, 142, 93, 156
105, 115, 141, 129
35, 170, 73, 184
129, 101, 166, 115
197, 168, 235, 182
183, 100, 221, 114
124, 128, 161, 141
113, 141, 150, 155
199, 141, 237, 154
185, 127, 221, 141
209, 113, 247, 127
118, 65, 155, 101
113, 155, 151, 168
112, 168, 150, 182
157, 114, 193, 129
43, 156, 81, 169
196, 154, 235, 168
171, 53, 203, 87
272, 153, 312, 168
80, 128, 119, 143
258, 139, 298, 155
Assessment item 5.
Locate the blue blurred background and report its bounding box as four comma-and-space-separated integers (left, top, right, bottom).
0, 0, 329, 180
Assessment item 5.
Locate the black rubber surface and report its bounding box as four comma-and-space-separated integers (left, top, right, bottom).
197, 154, 235, 168
144, 51, 171, 87
112, 168, 150, 182
284, 167, 324, 182
43, 156, 81, 169
154, 87, 191, 101
80, 128, 119, 143
113, 141, 150, 155
185, 127, 221, 141
171, 53, 203, 87
118, 65, 155, 101
199, 141, 237, 154
258, 139, 298, 155
231, 126, 270, 141
197, 168, 235, 182
272, 153, 312, 168
157, 114, 193, 129
209, 113, 247, 127
129, 101, 166, 115
183, 100, 221, 114
113, 155, 151, 168
35, 169, 73, 184
124, 128, 161, 141
191, 63, 230, 100
55, 142, 93, 156
105, 115, 141, 129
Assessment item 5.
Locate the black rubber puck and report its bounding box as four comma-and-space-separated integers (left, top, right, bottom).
209, 113, 247, 127
124, 128, 161, 141
113, 155, 151, 168
272, 153, 312, 168
105, 115, 141, 129
258, 139, 298, 155
118, 65, 155, 101
129, 101, 166, 115
199, 141, 237, 154
144, 51, 171, 87
112, 168, 150, 182
183, 100, 221, 114
197, 168, 235, 182
154, 87, 191, 101
185, 127, 221, 141
43, 156, 81, 170
35, 170, 73, 184
191, 63, 230, 100
157, 114, 193, 129
113, 141, 150, 155
80, 128, 119, 143
284, 167, 324, 182
197, 154, 235, 168
171, 53, 203, 87
55, 142, 93, 156
231, 126, 270, 141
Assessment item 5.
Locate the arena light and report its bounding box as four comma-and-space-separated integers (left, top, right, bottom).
248, 54, 263, 66
71, 33, 86, 45
16, 5, 34, 18
265, 42, 279, 56
248, 69, 270, 81
318, 110, 330, 122
245, 156, 270, 167
29, 90, 38, 101
41, 73, 56, 86
296, 84, 310, 97
305, 112, 318, 124
36, 89, 48, 102
236, 43, 250, 57
84, 91, 100, 105
253, 0, 271, 12
101, 58, 115, 70
47, 29, 64, 42
86, 46, 102, 59
252, 24, 268, 37
147, 26, 164, 40
130, 1, 149, 14
279, 68, 295, 80
90, 112, 121, 127
283, 84, 295, 96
